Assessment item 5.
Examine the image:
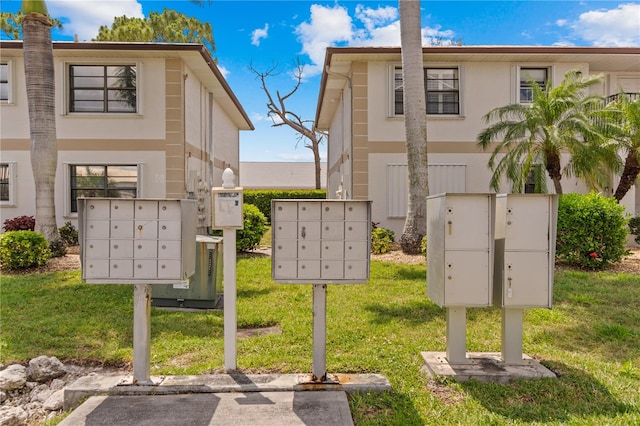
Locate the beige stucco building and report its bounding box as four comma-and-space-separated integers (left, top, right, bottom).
0, 41, 253, 234
315, 46, 640, 237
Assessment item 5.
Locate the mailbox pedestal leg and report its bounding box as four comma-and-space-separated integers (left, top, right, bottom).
501, 308, 525, 364
312, 284, 327, 381
133, 284, 152, 385
446, 307, 468, 364
223, 229, 237, 372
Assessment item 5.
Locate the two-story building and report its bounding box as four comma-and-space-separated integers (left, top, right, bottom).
0, 41, 253, 234
315, 46, 640, 237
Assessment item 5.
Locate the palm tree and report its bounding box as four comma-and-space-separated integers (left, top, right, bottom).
398, 0, 428, 254
477, 70, 613, 195
607, 94, 640, 202
21, 0, 59, 243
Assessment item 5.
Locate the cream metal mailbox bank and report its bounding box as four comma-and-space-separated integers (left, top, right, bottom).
271, 200, 372, 284
493, 194, 558, 308
79, 198, 197, 284
427, 193, 495, 307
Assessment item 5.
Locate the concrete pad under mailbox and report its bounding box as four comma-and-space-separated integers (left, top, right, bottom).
59, 391, 354, 426
421, 352, 556, 384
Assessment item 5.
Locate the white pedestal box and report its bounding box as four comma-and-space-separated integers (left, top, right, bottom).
79, 198, 197, 284
427, 193, 496, 307
493, 194, 558, 308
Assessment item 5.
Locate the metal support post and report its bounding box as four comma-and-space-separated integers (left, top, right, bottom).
312, 284, 327, 381
223, 228, 237, 371
133, 284, 153, 385
446, 307, 468, 364
501, 308, 525, 364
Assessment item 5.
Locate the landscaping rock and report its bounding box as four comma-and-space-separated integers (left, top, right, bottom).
27, 356, 65, 382
0, 365, 27, 391
0, 405, 28, 426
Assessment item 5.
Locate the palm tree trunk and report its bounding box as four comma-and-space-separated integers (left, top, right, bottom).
399, 0, 428, 254
22, 10, 60, 242
614, 149, 640, 202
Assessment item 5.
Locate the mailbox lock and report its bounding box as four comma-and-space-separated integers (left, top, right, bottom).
138, 225, 143, 231
114, 205, 119, 210
162, 206, 167, 211
301, 226, 306, 239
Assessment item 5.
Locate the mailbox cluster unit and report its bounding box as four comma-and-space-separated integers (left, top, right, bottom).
271, 200, 372, 283
79, 198, 197, 284
427, 193, 558, 309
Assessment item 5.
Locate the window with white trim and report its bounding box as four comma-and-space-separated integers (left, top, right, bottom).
519, 68, 548, 103
394, 67, 460, 115
68, 65, 137, 113
0, 162, 16, 205
69, 164, 138, 213
1, 62, 11, 103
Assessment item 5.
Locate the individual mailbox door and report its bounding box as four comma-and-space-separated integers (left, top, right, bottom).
322, 241, 345, 260
298, 240, 321, 259
111, 221, 133, 239
298, 202, 321, 220
110, 200, 134, 219
158, 241, 181, 258
321, 222, 344, 240
85, 200, 110, 218
134, 221, 158, 239
273, 260, 297, 279
298, 222, 321, 240
501, 251, 550, 307
134, 260, 157, 278
298, 260, 321, 279
86, 221, 110, 238
273, 222, 297, 239
84, 240, 110, 258
445, 196, 491, 250
110, 240, 134, 258
273, 202, 298, 221
443, 250, 491, 306
321, 202, 344, 220
503, 196, 550, 251
135, 240, 158, 258
134, 200, 158, 219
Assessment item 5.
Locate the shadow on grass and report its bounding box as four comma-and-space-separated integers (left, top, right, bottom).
461, 362, 637, 422
349, 390, 423, 424
364, 300, 443, 325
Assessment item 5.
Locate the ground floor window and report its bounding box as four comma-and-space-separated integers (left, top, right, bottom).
70, 164, 138, 213
0, 162, 15, 205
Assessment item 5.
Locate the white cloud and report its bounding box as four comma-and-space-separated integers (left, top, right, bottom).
556, 19, 568, 27
295, 4, 456, 76
216, 64, 230, 79
48, 0, 144, 41
568, 3, 640, 46
251, 24, 269, 47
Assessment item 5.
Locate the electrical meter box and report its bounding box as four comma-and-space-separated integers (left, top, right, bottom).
78, 198, 197, 284
427, 193, 495, 307
493, 194, 558, 308
211, 188, 243, 229
271, 200, 372, 284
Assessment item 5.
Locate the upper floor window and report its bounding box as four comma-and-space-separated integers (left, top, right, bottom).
1, 63, 11, 103
70, 164, 138, 213
69, 65, 137, 113
394, 67, 460, 116
0, 163, 16, 205
519, 68, 548, 103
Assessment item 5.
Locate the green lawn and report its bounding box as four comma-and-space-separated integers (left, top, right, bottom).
1, 257, 639, 425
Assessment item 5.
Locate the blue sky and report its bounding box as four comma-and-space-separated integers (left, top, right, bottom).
2, 1, 639, 162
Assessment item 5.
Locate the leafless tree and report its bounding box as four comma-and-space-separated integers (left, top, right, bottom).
249, 59, 325, 189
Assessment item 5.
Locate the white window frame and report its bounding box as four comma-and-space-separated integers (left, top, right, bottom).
516, 66, 551, 104
64, 163, 142, 216
0, 162, 17, 206
390, 64, 463, 118
0, 61, 14, 104
64, 61, 142, 115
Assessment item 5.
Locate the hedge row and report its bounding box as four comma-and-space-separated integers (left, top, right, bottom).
244, 189, 326, 223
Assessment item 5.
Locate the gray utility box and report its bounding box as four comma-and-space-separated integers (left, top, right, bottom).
79, 198, 197, 284
427, 193, 496, 307
271, 200, 372, 284
493, 194, 558, 308
152, 235, 223, 309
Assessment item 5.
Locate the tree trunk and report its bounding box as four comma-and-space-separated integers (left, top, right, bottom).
399, 0, 428, 254
614, 148, 640, 202
545, 151, 563, 195
23, 11, 60, 242
313, 142, 321, 190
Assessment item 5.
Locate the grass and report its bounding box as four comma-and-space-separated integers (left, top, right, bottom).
1, 258, 639, 425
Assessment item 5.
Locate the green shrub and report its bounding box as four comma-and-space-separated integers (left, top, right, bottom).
629, 216, 640, 245
3, 215, 35, 231
48, 239, 67, 258
556, 192, 628, 269
59, 221, 79, 246
244, 189, 326, 223
420, 235, 427, 255
372, 227, 395, 254
0, 231, 51, 270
